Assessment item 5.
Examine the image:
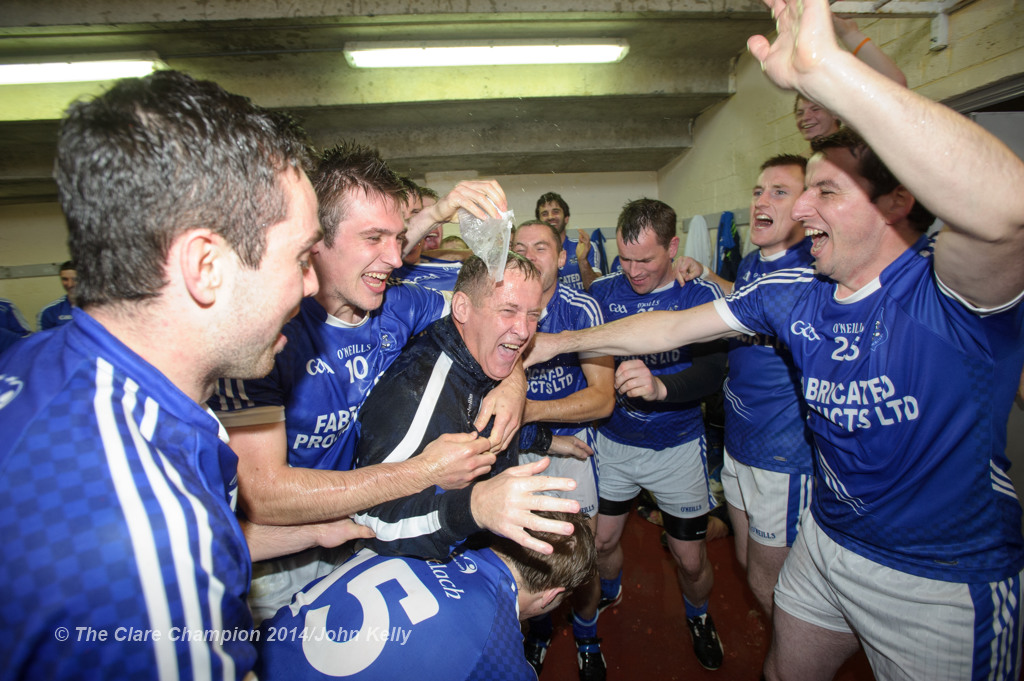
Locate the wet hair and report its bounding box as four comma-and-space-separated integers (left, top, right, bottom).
488, 511, 596, 593
312, 141, 407, 247
454, 252, 539, 305
514, 219, 563, 252
760, 154, 808, 173
418, 185, 440, 201
616, 198, 677, 248
535, 192, 570, 220
55, 70, 312, 308
811, 128, 934, 232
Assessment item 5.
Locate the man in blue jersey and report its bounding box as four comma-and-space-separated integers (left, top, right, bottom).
587, 198, 728, 671
37, 260, 77, 329
536, 192, 602, 291
674, 155, 815, 619
0, 70, 368, 681
353, 253, 580, 559
0, 298, 31, 338
212, 143, 556, 621
529, 2, 1024, 677
255, 511, 596, 681
512, 220, 615, 680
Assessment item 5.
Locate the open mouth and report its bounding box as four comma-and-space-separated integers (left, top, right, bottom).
753, 212, 773, 229
363, 271, 388, 292
806, 227, 828, 255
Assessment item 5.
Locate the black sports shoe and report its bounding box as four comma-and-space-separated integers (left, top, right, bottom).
596, 584, 622, 614
686, 612, 724, 670
575, 637, 607, 681
523, 635, 551, 676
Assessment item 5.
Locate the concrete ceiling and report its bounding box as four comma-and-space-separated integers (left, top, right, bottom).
0, 0, 782, 204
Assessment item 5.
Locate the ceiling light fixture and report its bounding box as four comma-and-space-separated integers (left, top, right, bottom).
0, 55, 164, 85
344, 39, 629, 68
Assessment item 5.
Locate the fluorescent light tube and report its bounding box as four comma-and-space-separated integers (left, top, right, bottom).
345, 40, 629, 68
0, 58, 162, 85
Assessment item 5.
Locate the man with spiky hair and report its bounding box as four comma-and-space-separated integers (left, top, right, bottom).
212, 143, 557, 620
0, 69, 352, 680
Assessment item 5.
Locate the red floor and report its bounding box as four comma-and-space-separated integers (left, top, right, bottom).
536, 507, 875, 681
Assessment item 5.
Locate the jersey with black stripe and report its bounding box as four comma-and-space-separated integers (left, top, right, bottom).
526, 284, 605, 435
0, 310, 254, 680
255, 547, 534, 681
210, 284, 446, 473
724, 239, 816, 475
589, 272, 722, 450
558, 234, 601, 291
390, 256, 462, 292
716, 235, 1024, 582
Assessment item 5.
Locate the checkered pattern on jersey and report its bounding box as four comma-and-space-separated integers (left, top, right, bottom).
466, 571, 536, 681
1, 364, 254, 681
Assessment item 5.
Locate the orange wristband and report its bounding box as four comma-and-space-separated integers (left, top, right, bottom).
852, 36, 871, 57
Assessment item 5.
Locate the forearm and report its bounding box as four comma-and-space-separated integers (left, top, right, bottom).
354, 485, 478, 560
835, 23, 906, 86
579, 264, 599, 291
657, 342, 728, 403
241, 459, 432, 525
524, 386, 613, 424
556, 304, 734, 357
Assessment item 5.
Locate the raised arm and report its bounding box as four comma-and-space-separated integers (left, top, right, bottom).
749, 0, 1024, 307
227, 421, 495, 525
528, 302, 737, 366
405, 180, 508, 254
832, 16, 906, 87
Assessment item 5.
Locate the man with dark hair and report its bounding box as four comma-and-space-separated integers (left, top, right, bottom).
353, 253, 580, 560
531, 2, 1024, 676
0, 69, 357, 680
536, 191, 602, 291
586, 198, 728, 671
512, 219, 615, 680
673, 154, 815, 618
37, 260, 77, 330
212, 142, 537, 621
254, 511, 596, 681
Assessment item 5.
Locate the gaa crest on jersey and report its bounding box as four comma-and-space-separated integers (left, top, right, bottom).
0, 374, 23, 410
380, 332, 395, 350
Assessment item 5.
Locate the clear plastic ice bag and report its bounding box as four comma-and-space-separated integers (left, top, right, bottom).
457, 207, 515, 282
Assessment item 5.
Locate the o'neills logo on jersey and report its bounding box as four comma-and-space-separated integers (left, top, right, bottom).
802, 373, 920, 432
337, 343, 373, 359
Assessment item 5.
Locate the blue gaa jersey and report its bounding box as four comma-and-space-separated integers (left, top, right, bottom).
38, 294, 73, 330
0, 310, 255, 681
559, 234, 601, 291
716, 236, 1024, 583
255, 547, 534, 681
724, 240, 816, 475
0, 298, 31, 337
390, 256, 463, 292
527, 284, 605, 435
211, 284, 446, 473
589, 272, 722, 449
